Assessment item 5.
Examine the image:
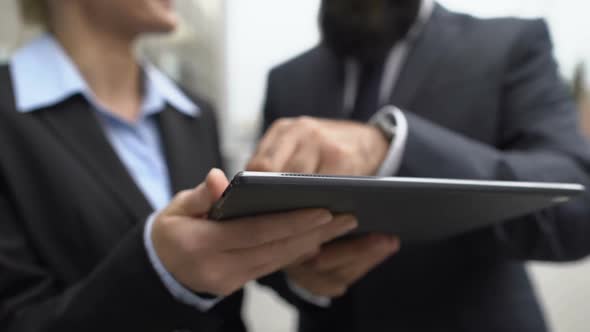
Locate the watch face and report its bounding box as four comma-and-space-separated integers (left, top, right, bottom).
383, 121, 397, 138
377, 109, 397, 139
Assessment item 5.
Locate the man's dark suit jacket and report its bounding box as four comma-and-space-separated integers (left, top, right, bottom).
0, 66, 245, 332
262, 5, 590, 332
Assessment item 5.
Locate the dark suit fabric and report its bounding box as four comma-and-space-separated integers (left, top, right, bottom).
0, 66, 246, 332
261, 6, 590, 332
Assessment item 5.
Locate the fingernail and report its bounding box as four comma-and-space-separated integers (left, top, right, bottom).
373, 235, 395, 250
302, 248, 321, 261
314, 209, 333, 225
340, 216, 358, 231
387, 236, 400, 252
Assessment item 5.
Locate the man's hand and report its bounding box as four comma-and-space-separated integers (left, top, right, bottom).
248, 117, 389, 175
286, 234, 400, 298
152, 169, 358, 297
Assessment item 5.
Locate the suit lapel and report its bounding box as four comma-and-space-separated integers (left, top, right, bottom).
3, 62, 212, 219
38, 96, 153, 224
391, 5, 457, 110
157, 106, 211, 193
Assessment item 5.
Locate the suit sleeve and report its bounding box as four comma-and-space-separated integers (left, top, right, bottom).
0, 189, 223, 332
398, 20, 590, 261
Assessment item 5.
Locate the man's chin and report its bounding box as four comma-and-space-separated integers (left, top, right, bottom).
322, 40, 392, 64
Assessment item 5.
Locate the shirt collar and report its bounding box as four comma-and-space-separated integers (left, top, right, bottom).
342, 0, 437, 113
407, 0, 436, 42
9, 33, 199, 118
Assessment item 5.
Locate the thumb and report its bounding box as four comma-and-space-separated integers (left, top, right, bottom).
165, 168, 229, 217
205, 168, 230, 203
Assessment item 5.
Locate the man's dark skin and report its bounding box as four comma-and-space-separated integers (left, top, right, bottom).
321, 0, 420, 63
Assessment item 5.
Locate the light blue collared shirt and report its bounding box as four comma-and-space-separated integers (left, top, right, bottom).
9, 34, 220, 311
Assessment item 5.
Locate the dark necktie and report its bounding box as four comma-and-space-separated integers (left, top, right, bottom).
350, 60, 385, 122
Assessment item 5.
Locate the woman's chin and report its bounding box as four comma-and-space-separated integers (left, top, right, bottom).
144, 15, 179, 34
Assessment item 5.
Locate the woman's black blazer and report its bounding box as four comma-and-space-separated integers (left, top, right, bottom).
0, 65, 245, 332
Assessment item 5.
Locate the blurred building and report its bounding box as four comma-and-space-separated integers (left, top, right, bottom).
582, 93, 590, 135
573, 64, 590, 135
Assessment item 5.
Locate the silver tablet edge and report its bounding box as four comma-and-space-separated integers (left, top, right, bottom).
238, 171, 585, 192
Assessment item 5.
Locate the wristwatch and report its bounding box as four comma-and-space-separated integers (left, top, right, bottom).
369, 106, 399, 141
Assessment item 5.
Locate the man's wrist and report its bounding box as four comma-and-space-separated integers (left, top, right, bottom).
370, 106, 398, 142
369, 106, 409, 176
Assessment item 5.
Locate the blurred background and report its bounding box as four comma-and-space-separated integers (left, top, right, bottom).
1, 0, 589, 331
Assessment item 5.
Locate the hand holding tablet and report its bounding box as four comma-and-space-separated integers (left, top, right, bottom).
150, 169, 358, 297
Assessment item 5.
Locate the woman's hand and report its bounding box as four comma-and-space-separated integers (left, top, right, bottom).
151, 169, 358, 296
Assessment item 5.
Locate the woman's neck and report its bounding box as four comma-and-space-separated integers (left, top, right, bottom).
50, 8, 142, 123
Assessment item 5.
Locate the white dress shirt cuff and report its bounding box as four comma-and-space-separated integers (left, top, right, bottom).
373, 106, 409, 176
287, 278, 332, 308
143, 212, 222, 311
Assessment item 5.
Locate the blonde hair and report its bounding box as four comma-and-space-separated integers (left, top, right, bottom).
18, 0, 48, 28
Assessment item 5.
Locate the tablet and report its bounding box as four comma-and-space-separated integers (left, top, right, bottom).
209, 172, 585, 243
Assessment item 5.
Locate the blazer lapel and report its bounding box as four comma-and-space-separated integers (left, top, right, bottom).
38, 96, 153, 224
0, 66, 16, 112
157, 106, 212, 194
390, 5, 457, 109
